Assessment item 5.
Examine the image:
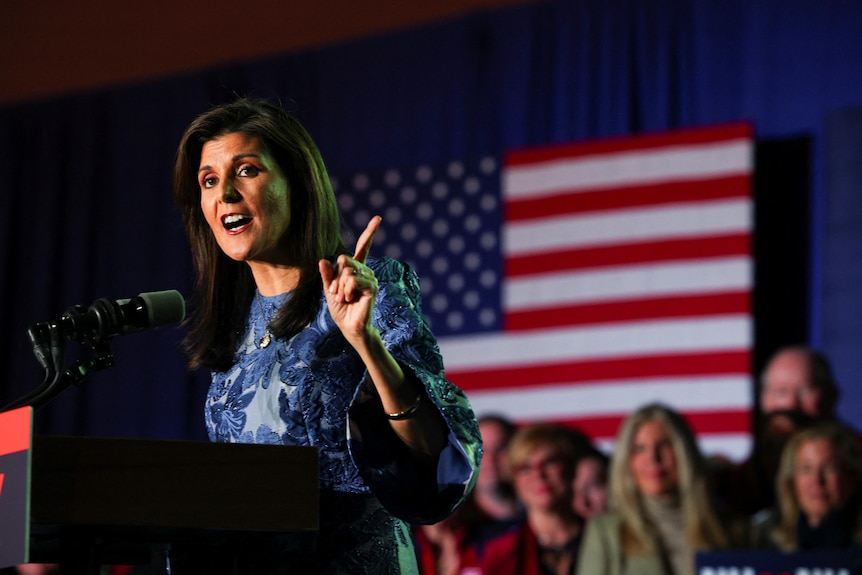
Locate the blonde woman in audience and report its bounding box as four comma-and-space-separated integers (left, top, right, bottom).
481, 422, 590, 575
577, 403, 738, 575
751, 420, 862, 550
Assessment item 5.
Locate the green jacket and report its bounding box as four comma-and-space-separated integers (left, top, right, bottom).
576, 512, 672, 575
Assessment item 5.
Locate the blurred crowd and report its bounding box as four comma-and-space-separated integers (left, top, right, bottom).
412, 345, 862, 575
9, 345, 856, 575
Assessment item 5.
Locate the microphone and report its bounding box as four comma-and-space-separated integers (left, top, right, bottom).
6, 290, 186, 413
37, 290, 186, 341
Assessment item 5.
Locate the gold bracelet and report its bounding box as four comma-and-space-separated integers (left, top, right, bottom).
385, 393, 423, 420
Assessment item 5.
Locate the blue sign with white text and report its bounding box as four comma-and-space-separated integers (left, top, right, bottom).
697, 549, 862, 575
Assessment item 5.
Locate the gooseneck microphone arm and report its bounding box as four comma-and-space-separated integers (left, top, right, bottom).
1, 321, 67, 412
1, 290, 185, 413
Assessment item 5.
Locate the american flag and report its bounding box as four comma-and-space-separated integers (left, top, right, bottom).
332, 123, 754, 460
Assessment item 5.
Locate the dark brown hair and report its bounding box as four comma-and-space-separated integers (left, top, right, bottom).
173, 98, 346, 370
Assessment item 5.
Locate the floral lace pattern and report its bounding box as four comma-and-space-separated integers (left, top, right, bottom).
205, 257, 482, 573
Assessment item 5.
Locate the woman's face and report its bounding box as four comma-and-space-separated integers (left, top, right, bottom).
629, 420, 679, 497
572, 456, 608, 519
512, 444, 572, 513
198, 132, 291, 264
793, 438, 858, 527
478, 420, 512, 488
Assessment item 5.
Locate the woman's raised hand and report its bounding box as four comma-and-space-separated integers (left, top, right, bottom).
318, 215, 382, 343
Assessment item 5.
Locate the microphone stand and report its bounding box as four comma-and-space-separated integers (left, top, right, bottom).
1, 305, 117, 413
0, 307, 128, 575
3, 299, 176, 575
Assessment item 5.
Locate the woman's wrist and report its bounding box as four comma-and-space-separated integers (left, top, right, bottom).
385, 391, 423, 420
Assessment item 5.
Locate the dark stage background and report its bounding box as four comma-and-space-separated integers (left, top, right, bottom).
1, 0, 860, 442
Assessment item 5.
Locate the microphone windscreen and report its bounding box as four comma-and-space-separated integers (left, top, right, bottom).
138, 290, 186, 327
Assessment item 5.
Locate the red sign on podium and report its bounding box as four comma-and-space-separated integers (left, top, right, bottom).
0, 406, 33, 568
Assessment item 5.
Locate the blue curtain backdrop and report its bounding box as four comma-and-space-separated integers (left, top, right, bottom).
824, 109, 862, 425
1, 0, 861, 439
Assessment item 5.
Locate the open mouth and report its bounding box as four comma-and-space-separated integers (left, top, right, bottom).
222, 214, 252, 232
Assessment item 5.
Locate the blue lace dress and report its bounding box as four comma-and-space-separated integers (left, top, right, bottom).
205, 257, 482, 574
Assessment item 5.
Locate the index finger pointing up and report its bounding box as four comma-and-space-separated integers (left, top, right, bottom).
354, 215, 382, 264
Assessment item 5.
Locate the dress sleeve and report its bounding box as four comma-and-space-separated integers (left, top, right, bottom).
346, 257, 483, 525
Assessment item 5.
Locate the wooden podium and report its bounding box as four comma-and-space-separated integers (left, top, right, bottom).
28, 436, 319, 573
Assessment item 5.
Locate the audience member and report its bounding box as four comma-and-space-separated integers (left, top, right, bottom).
716, 409, 815, 517
413, 501, 483, 575
751, 421, 862, 550
577, 403, 739, 575
481, 423, 590, 575
759, 346, 839, 420
474, 415, 524, 526
572, 445, 609, 521
414, 415, 523, 574
710, 345, 838, 520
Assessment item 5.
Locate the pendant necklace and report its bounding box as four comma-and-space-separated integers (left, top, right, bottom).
256, 293, 273, 349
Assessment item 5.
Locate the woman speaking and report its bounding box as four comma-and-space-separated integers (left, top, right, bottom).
172, 98, 482, 573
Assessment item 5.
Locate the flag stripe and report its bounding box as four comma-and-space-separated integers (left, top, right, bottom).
504, 138, 752, 200
505, 256, 751, 311
505, 123, 753, 168
439, 316, 751, 372
504, 198, 752, 257
464, 377, 751, 419
447, 350, 750, 391
505, 291, 750, 332
506, 233, 750, 277
505, 175, 750, 222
